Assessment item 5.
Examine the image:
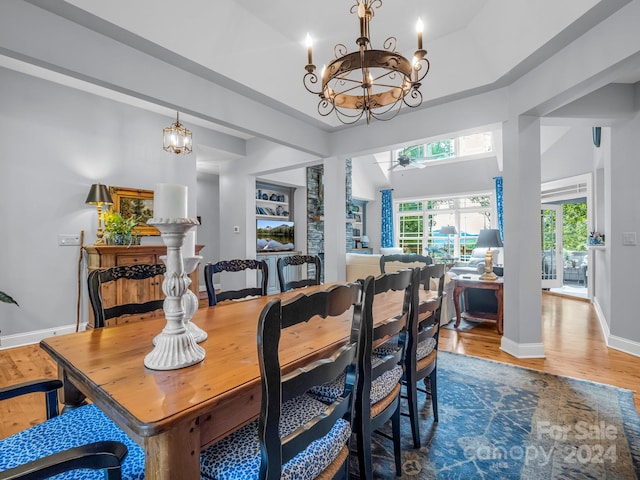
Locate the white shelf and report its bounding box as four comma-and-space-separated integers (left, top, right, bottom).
257, 214, 290, 220
256, 199, 286, 206
587, 245, 606, 250
256, 184, 292, 220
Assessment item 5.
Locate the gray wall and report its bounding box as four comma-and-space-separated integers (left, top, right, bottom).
196, 172, 220, 287
0, 67, 197, 340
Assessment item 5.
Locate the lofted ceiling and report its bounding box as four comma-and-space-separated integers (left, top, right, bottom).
3, 0, 639, 171
22, 0, 632, 127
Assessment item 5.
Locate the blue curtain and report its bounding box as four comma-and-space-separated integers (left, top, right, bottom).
381, 189, 394, 248
495, 176, 504, 242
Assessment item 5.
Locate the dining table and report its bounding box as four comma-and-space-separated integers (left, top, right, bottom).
40, 282, 435, 480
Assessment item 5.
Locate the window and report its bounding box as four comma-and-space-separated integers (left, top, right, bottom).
394, 131, 493, 166
396, 194, 493, 260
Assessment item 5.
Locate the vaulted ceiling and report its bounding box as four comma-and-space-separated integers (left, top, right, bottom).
2, 0, 639, 171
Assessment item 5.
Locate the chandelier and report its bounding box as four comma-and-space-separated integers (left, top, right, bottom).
163, 111, 192, 154
303, 1, 429, 125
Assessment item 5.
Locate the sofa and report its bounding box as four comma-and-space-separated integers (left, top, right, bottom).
448, 247, 503, 316
449, 247, 504, 276
345, 252, 456, 325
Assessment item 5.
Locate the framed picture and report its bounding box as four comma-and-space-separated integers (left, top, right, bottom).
354, 213, 362, 223
109, 186, 159, 236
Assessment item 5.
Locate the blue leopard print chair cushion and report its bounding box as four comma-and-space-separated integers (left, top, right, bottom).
374, 337, 436, 361
200, 393, 350, 480
416, 337, 437, 360
309, 363, 403, 405
0, 404, 145, 479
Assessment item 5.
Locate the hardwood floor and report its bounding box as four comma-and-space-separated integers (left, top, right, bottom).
1, 292, 639, 441
440, 292, 640, 413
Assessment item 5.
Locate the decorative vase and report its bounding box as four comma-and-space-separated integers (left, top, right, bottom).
143, 218, 204, 370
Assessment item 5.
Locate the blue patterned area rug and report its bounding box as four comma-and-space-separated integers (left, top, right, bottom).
358, 351, 640, 479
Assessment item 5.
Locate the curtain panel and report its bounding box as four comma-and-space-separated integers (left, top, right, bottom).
381, 189, 394, 248
495, 176, 504, 242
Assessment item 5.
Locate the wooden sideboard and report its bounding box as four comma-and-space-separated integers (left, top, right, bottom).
84, 244, 204, 328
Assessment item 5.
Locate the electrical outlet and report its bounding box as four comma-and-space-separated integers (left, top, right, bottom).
58, 234, 81, 246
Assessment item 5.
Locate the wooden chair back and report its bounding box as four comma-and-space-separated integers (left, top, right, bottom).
379, 253, 432, 273
276, 254, 322, 292
418, 263, 446, 325
355, 268, 419, 478
402, 262, 446, 447
204, 259, 269, 306
257, 279, 370, 479
87, 264, 166, 328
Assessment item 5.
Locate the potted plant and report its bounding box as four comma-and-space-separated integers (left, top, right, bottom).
0, 290, 18, 306
103, 211, 140, 246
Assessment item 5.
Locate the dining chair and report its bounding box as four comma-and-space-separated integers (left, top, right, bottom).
402, 263, 446, 448
204, 259, 269, 306
354, 267, 419, 478
199, 279, 371, 480
379, 253, 433, 274
87, 264, 166, 328
276, 254, 322, 292
0, 379, 144, 479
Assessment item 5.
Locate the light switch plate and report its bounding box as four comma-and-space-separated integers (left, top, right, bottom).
623, 232, 637, 246
58, 234, 81, 246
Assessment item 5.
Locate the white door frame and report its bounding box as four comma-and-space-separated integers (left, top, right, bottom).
541, 173, 594, 298
541, 204, 563, 289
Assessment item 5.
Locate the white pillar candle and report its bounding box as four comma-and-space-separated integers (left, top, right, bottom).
154, 184, 187, 219
183, 230, 196, 257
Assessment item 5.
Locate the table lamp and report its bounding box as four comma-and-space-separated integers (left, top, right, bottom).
361, 235, 370, 248
85, 183, 113, 243
439, 225, 457, 257
475, 229, 503, 280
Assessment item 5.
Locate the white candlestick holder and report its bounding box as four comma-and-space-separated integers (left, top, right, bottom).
153, 255, 206, 346
144, 218, 204, 370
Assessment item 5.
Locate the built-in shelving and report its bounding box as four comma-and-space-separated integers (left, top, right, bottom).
256, 183, 292, 220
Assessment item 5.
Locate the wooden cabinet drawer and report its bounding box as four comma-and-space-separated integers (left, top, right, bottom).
116, 254, 156, 266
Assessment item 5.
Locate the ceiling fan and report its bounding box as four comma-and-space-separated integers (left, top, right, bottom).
387, 153, 427, 171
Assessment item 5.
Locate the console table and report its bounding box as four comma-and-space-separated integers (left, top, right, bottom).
453, 275, 504, 334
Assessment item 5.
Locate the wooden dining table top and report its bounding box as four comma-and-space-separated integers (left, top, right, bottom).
39, 282, 434, 480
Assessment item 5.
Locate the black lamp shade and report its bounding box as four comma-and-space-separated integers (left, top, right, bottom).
475, 229, 503, 248
440, 225, 457, 235
85, 183, 113, 205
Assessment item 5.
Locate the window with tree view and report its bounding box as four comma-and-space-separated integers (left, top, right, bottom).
396, 194, 493, 260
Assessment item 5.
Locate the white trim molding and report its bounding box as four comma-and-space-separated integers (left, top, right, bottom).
500, 336, 545, 358
593, 297, 640, 357
0, 323, 84, 350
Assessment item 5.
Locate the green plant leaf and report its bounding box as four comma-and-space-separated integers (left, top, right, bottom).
0, 291, 19, 306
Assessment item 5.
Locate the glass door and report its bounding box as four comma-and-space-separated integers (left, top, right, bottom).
541, 205, 563, 288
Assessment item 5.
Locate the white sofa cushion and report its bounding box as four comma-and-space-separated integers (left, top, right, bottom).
380, 247, 404, 255
345, 253, 381, 283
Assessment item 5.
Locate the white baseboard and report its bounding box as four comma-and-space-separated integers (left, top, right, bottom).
590, 296, 640, 357
500, 336, 545, 358
607, 335, 640, 357
0, 323, 85, 350
592, 296, 610, 337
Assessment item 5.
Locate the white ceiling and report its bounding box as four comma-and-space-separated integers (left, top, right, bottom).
35, 0, 634, 129
6, 0, 640, 171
